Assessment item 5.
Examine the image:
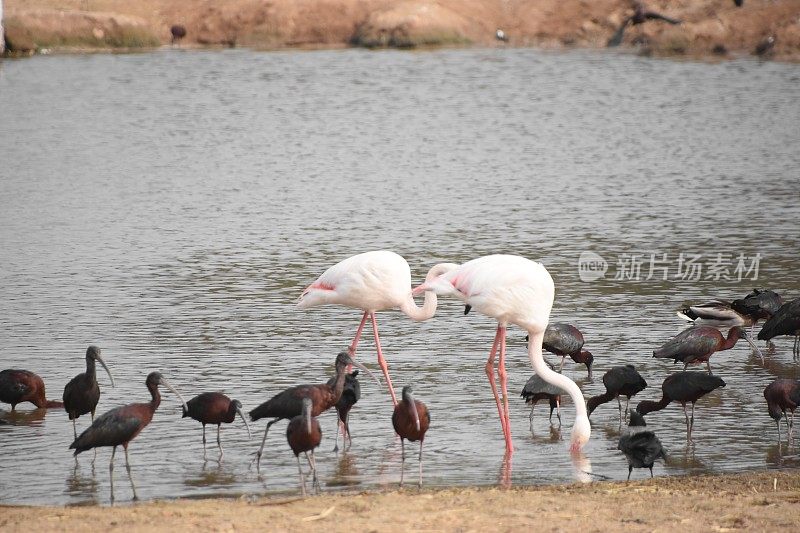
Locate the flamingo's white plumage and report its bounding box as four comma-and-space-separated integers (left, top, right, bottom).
413, 254, 590, 454
298, 250, 456, 405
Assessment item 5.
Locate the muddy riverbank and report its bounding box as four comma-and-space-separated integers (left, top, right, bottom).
3, 0, 800, 60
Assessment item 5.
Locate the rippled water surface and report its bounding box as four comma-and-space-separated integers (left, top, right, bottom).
1, 48, 799, 505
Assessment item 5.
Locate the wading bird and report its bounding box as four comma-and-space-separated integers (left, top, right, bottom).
607, 1, 681, 47
617, 411, 666, 480
653, 325, 763, 374
182, 392, 251, 460
297, 250, 456, 405
636, 371, 725, 443
0, 369, 62, 410
69, 372, 187, 501
63, 346, 115, 439
414, 254, 591, 455
392, 385, 430, 487
543, 323, 594, 377
678, 289, 782, 333
249, 352, 377, 467
286, 397, 322, 497
327, 369, 361, 452
170, 24, 187, 45
520, 361, 563, 426
763, 379, 800, 441
587, 365, 647, 425
758, 298, 800, 358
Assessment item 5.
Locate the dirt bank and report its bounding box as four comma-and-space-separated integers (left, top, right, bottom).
2, 470, 800, 532
3, 0, 800, 60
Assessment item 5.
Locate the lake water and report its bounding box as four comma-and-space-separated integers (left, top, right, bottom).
0, 47, 799, 506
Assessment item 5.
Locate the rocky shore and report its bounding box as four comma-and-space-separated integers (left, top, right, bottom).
2, 0, 799, 61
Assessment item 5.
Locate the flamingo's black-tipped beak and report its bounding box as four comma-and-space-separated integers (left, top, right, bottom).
464, 304, 472, 315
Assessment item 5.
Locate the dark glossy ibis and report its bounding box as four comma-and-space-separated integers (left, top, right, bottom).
249, 352, 378, 468
607, 1, 681, 47
617, 411, 666, 480
763, 379, 800, 441
182, 392, 251, 460
62, 346, 115, 439
170, 24, 187, 44
678, 290, 783, 334
326, 369, 361, 452
69, 372, 187, 501
0, 369, 63, 410
540, 322, 594, 377
587, 365, 647, 425
758, 298, 800, 358
636, 371, 726, 443
520, 361, 563, 426
732, 289, 783, 332
653, 325, 763, 374
286, 397, 322, 496
392, 385, 430, 487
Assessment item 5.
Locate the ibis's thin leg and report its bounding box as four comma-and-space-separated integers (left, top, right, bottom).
124, 445, 138, 501
110, 446, 117, 503
72, 418, 77, 440
202, 424, 207, 461
333, 415, 341, 452
418, 440, 424, 488
296, 455, 307, 497
399, 438, 405, 487
256, 418, 279, 469
217, 424, 224, 459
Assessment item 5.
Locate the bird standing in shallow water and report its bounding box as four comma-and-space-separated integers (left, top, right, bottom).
286, 397, 322, 496
543, 323, 594, 377
69, 372, 187, 501
763, 379, 800, 441
587, 365, 647, 425
297, 250, 456, 405
414, 254, 590, 455
182, 392, 251, 461
520, 361, 563, 427
617, 411, 666, 480
249, 352, 378, 468
758, 298, 800, 359
0, 369, 63, 410
653, 325, 763, 374
392, 386, 430, 487
636, 371, 725, 443
63, 346, 115, 440
327, 369, 361, 452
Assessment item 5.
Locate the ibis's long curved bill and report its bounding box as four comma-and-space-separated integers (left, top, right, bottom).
408, 392, 421, 433
96, 354, 115, 388
347, 358, 382, 388
159, 377, 188, 412
743, 332, 765, 364
236, 404, 252, 438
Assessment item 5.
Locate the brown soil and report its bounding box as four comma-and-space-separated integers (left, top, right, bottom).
3, 0, 800, 60
2, 470, 800, 532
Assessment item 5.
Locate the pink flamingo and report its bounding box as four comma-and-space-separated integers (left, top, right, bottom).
413, 254, 590, 454
297, 251, 456, 405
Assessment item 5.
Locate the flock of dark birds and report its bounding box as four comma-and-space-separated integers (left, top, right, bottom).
522, 288, 800, 479
1, 288, 799, 497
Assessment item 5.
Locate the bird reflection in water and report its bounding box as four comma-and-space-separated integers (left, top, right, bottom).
184, 462, 238, 488
65, 459, 99, 502
327, 451, 361, 487
0, 408, 47, 426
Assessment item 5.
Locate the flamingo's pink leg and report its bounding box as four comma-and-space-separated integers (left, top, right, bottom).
498, 326, 513, 453
485, 326, 509, 444
348, 311, 370, 357
370, 312, 398, 406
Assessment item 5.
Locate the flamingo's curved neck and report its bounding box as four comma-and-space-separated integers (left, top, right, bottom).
400, 263, 457, 322
528, 330, 588, 419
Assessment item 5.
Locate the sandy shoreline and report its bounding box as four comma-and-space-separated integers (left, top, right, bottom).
3, 0, 800, 61
2, 470, 800, 531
